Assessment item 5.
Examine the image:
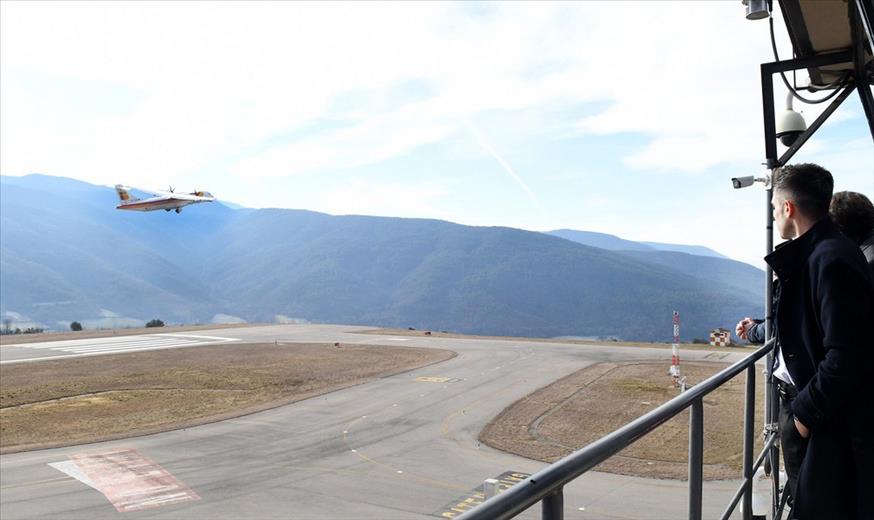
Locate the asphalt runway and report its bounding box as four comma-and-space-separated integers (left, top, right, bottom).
0, 325, 752, 519
0, 333, 241, 364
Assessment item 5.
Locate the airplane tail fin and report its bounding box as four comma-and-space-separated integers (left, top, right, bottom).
115, 185, 138, 203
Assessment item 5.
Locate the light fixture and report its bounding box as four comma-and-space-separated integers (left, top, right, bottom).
743, 0, 770, 20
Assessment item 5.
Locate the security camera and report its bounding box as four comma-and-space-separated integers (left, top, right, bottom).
776, 92, 807, 147
732, 176, 755, 189
731, 172, 771, 189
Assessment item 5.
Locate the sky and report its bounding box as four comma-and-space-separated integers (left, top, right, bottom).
1, 0, 872, 268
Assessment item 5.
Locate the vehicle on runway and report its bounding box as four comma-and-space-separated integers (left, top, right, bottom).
115, 185, 216, 213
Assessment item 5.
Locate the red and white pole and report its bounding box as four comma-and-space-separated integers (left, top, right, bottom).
670, 311, 682, 388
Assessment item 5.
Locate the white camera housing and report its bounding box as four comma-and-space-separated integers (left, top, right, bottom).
732, 176, 756, 189
776, 109, 807, 146
776, 91, 807, 146
731, 172, 771, 190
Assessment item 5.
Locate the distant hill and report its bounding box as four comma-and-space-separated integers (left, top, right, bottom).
546, 229, 654, 252
546, 229, 729, 259
639, 241, 729, 259
1, 175, 763, 341
546, 229, 760, 299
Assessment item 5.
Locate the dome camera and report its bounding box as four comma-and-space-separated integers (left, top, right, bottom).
776, 110, 807, 146
776, 92, 807, 147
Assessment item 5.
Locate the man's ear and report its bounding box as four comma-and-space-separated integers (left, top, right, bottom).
784, 199, 795, 218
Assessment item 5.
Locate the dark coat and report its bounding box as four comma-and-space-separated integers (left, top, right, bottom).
765, 218, 874, 519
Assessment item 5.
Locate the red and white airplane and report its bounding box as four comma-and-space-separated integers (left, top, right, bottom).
115, 185, 216, 213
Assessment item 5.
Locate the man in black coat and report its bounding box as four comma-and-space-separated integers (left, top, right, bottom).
761, 164, 874, 519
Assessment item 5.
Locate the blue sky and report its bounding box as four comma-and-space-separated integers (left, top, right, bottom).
2, 1, 872, 268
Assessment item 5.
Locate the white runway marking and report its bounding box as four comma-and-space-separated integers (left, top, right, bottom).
48, 461, 98, 490
1, 334, 240, 364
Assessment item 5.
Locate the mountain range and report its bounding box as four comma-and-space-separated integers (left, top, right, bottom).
0, 175, 764, 341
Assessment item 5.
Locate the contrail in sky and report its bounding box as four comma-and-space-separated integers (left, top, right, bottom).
465, 118, 541, 209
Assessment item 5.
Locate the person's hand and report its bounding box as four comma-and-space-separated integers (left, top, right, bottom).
794, 417, 810, 439
735, 317, 754, 340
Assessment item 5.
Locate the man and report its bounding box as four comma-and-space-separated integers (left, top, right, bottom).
830, 190, 874, 275
737, 163, 873, 519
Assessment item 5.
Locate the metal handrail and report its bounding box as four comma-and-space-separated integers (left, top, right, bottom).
720, 429, 779, 520
457, 339, 775, 520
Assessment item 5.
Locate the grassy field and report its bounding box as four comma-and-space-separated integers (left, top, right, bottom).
480, 361, 765, 480
0, 342, 454, 453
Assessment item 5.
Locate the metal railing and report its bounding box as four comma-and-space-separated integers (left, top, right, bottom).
457, 339, 777, 520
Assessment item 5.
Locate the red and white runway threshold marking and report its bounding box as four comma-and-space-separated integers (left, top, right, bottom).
50, 448, 199, 512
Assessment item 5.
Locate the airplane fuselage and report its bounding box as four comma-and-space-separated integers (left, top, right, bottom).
114, 185, 215, 213
116, 198, 206, 212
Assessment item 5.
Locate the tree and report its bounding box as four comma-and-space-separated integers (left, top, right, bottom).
145, 319, 165, 328
70, 321, 82, 331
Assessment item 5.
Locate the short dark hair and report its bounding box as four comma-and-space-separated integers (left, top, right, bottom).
772, 163, 833, 219
830, 191, 874, 244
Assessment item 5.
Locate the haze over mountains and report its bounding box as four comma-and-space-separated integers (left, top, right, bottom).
1, 175, 764, 341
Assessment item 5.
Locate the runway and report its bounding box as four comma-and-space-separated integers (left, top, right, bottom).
0, 333, 240, 364
0, 325, 750, 519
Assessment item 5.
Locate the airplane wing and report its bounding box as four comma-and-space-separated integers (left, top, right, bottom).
123, 186, 215, 201
166, 193, 212, 201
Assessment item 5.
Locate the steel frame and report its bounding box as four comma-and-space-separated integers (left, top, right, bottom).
759, 3, 873, 512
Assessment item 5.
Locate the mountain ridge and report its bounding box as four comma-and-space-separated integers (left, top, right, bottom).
1, 174, 763, 341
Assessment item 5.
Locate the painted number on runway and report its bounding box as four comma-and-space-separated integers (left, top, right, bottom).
434, 471, 530, 518
415, 376, 460, 383
53, 448, 200, 512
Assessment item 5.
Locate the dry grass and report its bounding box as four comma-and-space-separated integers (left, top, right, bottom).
0, 342, 454, 453
480, 361, 764, 480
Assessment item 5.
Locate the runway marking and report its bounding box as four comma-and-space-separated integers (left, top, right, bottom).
48, 460, 98, 490
1, 334, 240, 364
434, 471, 530, 518
58, 448, 200, 512
415, 376, 460, 383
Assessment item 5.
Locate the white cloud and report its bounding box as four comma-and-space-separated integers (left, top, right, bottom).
3, 1, 861, 185
1, 0, 869, 270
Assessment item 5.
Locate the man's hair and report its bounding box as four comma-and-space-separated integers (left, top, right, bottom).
830, 191, 874, 244
772, 163, 833, 219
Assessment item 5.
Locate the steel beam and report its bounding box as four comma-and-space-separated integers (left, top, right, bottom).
688, 399, 704, 520
742, 366, 756, 520
542, 489, 563, 520
778, 82, 856, 166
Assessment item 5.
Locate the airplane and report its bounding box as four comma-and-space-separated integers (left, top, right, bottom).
115, 185, 216, 213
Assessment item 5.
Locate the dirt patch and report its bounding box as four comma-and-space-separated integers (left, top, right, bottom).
358, 328, 746, 352
480, 361, 764, 480
0, 342, 454, 453
0, 323, 257, 346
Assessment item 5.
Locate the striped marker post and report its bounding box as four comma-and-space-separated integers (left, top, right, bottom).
670, 311, 683, 390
